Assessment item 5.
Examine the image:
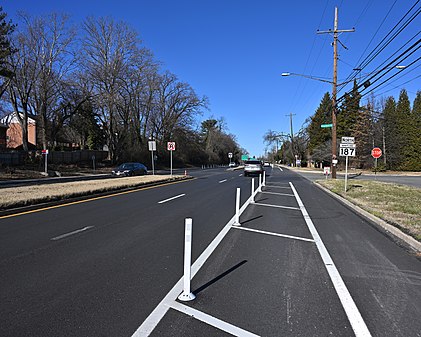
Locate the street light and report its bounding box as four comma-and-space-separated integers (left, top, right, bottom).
281, 72, 335, 84
282, 71, 340, 177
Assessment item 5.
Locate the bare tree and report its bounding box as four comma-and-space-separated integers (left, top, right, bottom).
150, 71, 207, 142
6, 12, 77, 151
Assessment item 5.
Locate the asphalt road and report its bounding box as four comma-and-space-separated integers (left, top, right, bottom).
0, 167, 420, 336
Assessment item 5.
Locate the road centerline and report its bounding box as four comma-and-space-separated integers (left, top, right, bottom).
158, 194, 186, 204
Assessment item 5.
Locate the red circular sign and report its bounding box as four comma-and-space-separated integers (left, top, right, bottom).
371, 147, 382, 159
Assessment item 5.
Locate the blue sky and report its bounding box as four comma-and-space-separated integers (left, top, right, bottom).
3, 0, 420, 157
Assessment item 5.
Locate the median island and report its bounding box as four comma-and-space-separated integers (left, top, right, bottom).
0, 175, 188, 210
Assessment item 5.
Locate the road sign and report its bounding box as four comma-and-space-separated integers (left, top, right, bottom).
341, 137, 355, 143
167, 142, 176, 151
42, 149, 49, 155
339, 147, 356, 157
148, 141, 156, 151
228, 152, 233, 158
321, 123, 333, 128
241, 154, 249, 161
340, 143, 356, 148
371, 147, 382, 159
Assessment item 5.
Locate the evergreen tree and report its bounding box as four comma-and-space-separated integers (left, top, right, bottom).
406, 91, 421, 170
383, 96, 399, 169
396, 89, 414, 170
353, 106, 372, 169
307, 92, 331, 156
412, 91, 421, 171
337, 80, 361, 137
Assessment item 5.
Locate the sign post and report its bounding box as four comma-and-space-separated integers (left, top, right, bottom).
42, 149, 49, 174
228, 152, 233, 166
371, 147, 382, 177
148, 140, 156, 175
340, 138, 356, 192
167, 142, 176, 176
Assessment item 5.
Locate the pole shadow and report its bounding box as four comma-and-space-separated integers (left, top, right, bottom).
193, 260, 248, 296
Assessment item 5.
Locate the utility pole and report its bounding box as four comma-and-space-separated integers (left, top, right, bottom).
286, 113, 296, 165
317, 7, 354, 179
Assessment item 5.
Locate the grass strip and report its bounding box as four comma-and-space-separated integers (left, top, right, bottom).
317, 179, 421, 242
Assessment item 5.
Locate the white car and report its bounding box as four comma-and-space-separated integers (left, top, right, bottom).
243, 160, 264, 176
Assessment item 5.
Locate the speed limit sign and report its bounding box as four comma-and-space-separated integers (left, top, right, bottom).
167, 142, 176, 151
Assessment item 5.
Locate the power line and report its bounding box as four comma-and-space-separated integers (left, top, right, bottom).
338, 0, 420, 94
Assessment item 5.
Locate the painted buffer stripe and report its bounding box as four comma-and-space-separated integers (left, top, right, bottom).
170, 302, 260, 337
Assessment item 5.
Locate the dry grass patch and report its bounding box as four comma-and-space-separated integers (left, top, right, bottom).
317, 179, 421, 241
0, 175, 185, 209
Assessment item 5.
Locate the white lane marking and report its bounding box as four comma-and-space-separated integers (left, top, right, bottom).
239, 174, 243, 177
232, 226, 314, 243
263, 185, 290, 189
219, 179, 227, 183
170, 302, 260, 337
132, 193, 255, 336
289, 182, 372, 337
261, 191, 295, 197
279, 167, 283, 172
253, 202, 300, 211
51, 226, 94, 241
158, 194, 186, 204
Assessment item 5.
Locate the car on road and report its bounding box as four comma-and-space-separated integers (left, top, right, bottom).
112, 162, 148, 176
229, 162, 237, 168
264, 162, 271, 167
243, 160, 264, 176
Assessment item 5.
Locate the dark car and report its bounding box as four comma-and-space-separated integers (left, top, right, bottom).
112, 162, 147, 176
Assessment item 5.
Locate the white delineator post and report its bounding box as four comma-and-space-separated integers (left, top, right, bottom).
263, 171, 266, 186
258, 174, 262, 192
178, 218, 195, 301
233, 188, 241, 226
251, 178, 255, 203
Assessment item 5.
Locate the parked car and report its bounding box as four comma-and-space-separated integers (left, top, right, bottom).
243, 160, 264, 176
229, 162, 237, 167
264, 162, 271, 167
112, 162, 147, 176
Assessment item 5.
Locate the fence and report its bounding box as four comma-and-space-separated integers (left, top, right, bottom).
0, 150, 109, 166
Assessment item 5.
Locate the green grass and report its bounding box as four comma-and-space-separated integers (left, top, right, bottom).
317, 179, 421, 242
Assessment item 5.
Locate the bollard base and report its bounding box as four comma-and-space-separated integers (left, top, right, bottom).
232, 222, 241, 226
178, 292, 196, 301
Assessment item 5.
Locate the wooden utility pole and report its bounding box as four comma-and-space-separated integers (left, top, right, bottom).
286, 113, 296, 165
317, 7, 354, 178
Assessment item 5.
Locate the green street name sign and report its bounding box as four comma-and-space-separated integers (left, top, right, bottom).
321, 123, 333, 128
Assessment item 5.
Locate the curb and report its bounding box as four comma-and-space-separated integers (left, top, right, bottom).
313, 181, 421, 254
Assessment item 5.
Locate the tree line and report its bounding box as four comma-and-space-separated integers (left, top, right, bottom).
0, 9, 242, 167
265, 80, 421, 171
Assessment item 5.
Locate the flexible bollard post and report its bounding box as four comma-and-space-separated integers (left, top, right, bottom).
233, 188, 241, 226
258, 174, 262, 192
251, 178, 255, 203
263, 171, 266, 186
178, 218, 196, 301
